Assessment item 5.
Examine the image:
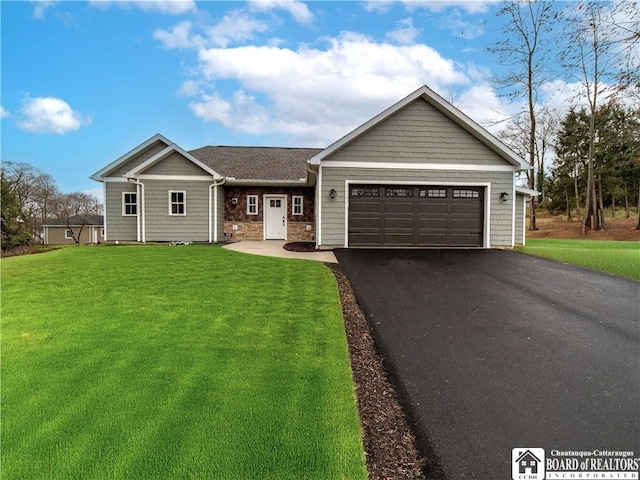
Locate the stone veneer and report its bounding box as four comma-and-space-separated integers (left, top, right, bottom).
224, 221, 314, 241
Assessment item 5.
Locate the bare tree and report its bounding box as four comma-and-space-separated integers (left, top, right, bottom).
490, 0, 556, 230
55, 192, 102, 244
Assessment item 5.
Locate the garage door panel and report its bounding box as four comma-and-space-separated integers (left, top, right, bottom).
348, 185, 483, 247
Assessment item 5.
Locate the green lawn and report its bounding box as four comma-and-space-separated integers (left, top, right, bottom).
1, 246, 366, 480
517, 239, 640, 281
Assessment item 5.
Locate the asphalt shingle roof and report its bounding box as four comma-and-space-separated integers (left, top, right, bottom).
44, 215, 104, 226
189, 146, 323, 182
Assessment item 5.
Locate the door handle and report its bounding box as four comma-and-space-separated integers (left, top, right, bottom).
282, 217, 285, 226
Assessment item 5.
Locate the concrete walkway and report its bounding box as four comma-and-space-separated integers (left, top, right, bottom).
222, 240, 337, 263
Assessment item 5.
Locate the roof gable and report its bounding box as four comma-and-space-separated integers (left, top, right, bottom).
125, 144, 222, 179
309, 85, 528, 170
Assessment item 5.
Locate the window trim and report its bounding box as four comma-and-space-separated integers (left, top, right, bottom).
122, 192, 137, 216
292, 195, 303, 216
65, 229, 73, 239
169, 190, 186, 216
247, 195, 258, 215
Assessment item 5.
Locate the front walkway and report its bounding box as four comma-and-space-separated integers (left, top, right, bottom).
222, 240, 337, 263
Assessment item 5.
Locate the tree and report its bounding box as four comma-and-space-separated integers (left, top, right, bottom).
55, 192, 103, 244
490, 0, 556, 230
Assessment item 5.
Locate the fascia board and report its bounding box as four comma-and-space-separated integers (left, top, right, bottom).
515, 186, 539, 196
90, 133, 172, 181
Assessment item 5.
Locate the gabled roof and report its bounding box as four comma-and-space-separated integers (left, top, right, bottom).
516, 450, 541, 463
43, 215, 104, 227
125, 144, 222, 179
189, 146, 322, 183
90, 133, 172, 181
308, 85, 529, 171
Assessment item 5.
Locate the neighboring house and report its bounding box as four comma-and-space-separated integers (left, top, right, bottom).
42, 215, 105, 245
91, 86, 535, 248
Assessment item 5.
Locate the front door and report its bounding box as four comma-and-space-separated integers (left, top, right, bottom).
265, 196, 286, 240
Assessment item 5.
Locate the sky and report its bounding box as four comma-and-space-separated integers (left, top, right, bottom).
0, 0, 593, 200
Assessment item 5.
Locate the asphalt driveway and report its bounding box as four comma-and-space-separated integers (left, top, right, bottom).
335, 249, 640, 480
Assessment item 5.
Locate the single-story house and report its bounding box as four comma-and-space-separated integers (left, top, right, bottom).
91, 86, 535, 248
42, 215, 105, 245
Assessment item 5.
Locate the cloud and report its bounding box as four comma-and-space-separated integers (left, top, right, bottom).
154, 21, 194, 49
438, 10, 485, 39
31, 0, 54, 19
402, 1, 497, 14
187, 32, 476, 145
89, 0, 196, 15
18, 97, 91, 134
206, 10, 270, 48
386, 17, 420, 45
249, 0, 313, 24
0, 106, 9, 119
361, 1, 396, 14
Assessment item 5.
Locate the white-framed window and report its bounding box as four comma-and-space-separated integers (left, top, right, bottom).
247, 195, 258, 215
122, 192, 137, 216
169, 191, 186, 215
292, 196, 303, 215
65, 229, 73, 239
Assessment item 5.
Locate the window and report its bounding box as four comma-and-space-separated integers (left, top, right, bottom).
452, 189, 480, 198
247, 195, 258, 215
122, 192, 137, 216
350, 186, 379, 197
65, 229, 73, 239
385, 187, 413, 197
292, 196, 303, 215
101, 228, 105, 237
420, 188, 447, 198
169, 191, 186, 215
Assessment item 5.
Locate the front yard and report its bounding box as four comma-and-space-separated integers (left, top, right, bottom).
1, 245, 366, 479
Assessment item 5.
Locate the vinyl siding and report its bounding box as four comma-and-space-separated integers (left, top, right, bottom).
143, 152, 211, 176
320, 167, 514, 247
45, 226, 103, 244
108, 141, 169, 177
515, 193, 525, 245
144, 180, 210, 242
105, 182, 138, 241
325, 99, 509, 166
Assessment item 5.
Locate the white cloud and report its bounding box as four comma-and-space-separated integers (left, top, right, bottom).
0, 106, 9, 119
386, 17, 420, 45
89, 0, 196, 15
187, 32, 476, 144
154, 21, 194, 49
438, 10, 484, 39
403, 1, 497, 14
206, 10, 269, 48
18, 97, 91, 134
31, 0, 54, 19
361, 1, 396, 14
249, 0, 313, 25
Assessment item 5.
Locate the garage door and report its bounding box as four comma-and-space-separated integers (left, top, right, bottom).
348, 185, 484, 247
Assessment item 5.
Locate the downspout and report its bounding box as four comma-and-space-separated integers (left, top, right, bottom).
209, 178, 225, 243
306, 164, 319, 247
126, 178, 145, 242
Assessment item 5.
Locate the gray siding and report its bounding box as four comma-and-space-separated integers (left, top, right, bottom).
326, 99, 508, 166
108, 141, 168, 177
515, 193, 525, 245
143, 152, 210, 176
144, 180, 211, 242
320, 167, 514, 247
105, 182, 138, 241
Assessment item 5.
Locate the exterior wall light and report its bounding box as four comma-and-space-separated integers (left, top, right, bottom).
231, 198, 238, 205
500, 192, 510, 202
329, 189, 337, 199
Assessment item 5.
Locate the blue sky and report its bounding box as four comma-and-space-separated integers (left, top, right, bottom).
2, 0, 573, 200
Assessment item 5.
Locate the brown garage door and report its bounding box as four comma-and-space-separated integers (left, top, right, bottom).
348, 185, 484, 247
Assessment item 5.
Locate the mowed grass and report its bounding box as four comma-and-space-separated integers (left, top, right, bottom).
518, 239, 640, 280
1, 246, 366, 480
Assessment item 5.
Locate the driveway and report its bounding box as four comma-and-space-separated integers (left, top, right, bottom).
335, 249, 640, 480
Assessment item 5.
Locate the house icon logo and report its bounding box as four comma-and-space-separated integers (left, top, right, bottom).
512, 448, 545, 480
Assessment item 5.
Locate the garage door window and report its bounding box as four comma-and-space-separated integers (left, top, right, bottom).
453, 189, 480, 198
385, 187, 413, 197
351, 186, 379, 197
420, 188, 447, 198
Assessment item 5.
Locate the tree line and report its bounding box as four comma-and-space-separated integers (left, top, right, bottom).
490, 0, 639, 233
1, 161, 103, 250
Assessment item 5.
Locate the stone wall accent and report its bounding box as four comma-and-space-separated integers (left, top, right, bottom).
224, 221, 315, 241
224, 186, 314, 223
287, 222, 314, 241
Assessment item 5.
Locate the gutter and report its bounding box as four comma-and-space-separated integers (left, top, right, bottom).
126, 177, 145, 242
209, 178, 225, 243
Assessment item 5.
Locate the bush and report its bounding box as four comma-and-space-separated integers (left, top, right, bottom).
1, 231, 32, 251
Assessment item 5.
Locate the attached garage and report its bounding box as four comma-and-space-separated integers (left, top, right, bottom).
348, 185, 484, 247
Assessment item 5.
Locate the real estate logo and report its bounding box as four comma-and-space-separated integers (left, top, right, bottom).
512, 448, 545, 480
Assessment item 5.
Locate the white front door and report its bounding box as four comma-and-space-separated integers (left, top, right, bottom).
265, 196, 286, 240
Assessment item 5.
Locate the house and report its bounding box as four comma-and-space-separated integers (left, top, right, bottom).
42, 215, 105, 245
516, 450, 541, 475
91, 86, 535, 248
